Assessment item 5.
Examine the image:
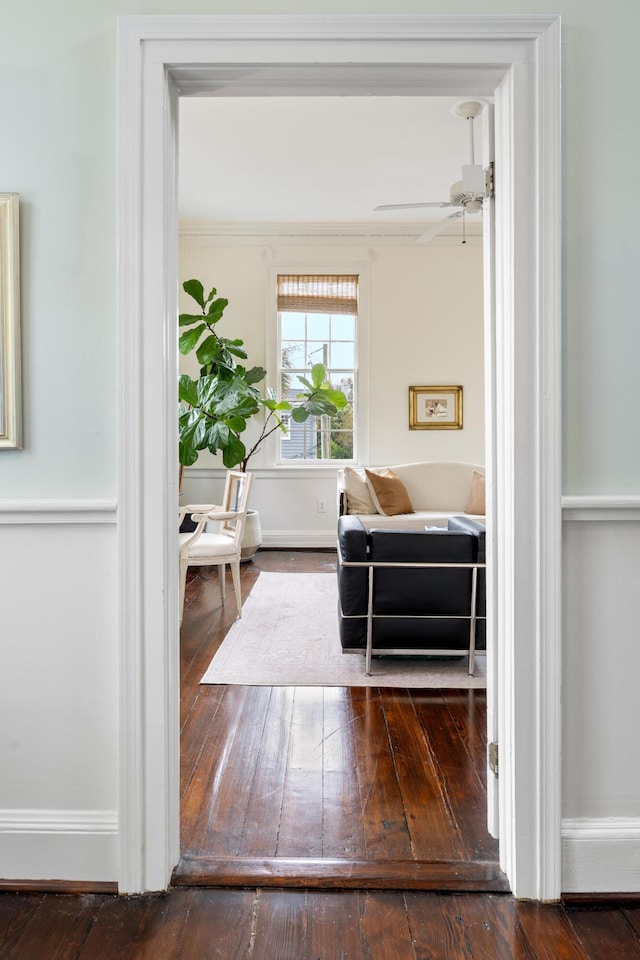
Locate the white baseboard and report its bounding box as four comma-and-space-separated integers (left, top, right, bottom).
0, 809, 118, 883
562, 817, 640, 893
262, 530, 337, 550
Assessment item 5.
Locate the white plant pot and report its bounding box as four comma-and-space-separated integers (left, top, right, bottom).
241, 509, 262, 561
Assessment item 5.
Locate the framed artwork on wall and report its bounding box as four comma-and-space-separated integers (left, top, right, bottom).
0, 192, 22, 449
409, 385, 463, 430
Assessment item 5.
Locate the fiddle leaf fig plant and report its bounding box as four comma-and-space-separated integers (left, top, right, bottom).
178, 279, 348, 472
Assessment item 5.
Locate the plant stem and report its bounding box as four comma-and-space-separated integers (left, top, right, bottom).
241, 410, 284, 472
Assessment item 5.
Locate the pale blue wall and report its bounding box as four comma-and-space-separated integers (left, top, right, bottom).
1, 0, 639, 891
0, 1, 639, 496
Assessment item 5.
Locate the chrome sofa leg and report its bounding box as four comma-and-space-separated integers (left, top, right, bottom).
365, 565, 374, 676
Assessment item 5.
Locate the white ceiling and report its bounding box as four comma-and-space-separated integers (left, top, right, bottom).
178, 95, 488, 228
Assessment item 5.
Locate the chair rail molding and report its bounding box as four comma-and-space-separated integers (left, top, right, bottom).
0, 499, 117, 524
117, 13, 562, 899
562, 495, 640, 521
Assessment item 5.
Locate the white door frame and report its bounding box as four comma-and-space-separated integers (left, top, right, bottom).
117, 14, 562, 899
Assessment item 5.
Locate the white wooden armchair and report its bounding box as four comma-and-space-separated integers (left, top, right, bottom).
178, 470, 254, 624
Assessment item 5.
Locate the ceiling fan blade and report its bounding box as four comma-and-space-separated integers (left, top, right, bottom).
414, 211, 463, 244
374, 201, 451, 212
461, 164, 485, 196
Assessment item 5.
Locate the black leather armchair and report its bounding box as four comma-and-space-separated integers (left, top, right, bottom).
337, 515, 486, 675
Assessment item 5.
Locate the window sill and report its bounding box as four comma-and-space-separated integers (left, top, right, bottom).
183, 463, 354, 480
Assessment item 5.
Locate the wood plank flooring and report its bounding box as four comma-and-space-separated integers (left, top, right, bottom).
3, 549, 639, 957
2, 889, 640, 959
174, 549, 504, 889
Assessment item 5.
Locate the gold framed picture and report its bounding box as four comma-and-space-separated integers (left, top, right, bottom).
409, 385, 463, 430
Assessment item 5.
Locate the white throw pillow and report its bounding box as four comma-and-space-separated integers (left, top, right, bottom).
343, 466, 377, 514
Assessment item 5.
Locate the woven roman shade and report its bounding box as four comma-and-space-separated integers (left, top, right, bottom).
277, 274, 358, 315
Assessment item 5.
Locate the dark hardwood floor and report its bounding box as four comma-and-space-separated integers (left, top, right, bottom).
3, 551, 639, 958
2, 889, 640, 959
174, 549, 503, 889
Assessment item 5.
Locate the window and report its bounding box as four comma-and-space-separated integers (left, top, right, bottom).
277, 274, 357, 463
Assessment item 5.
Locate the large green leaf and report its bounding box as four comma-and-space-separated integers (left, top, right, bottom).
206, 296, 228, 322
196, 375, 222, 409
310, 363, 327, 388
179, 324, 206, 354
204, 421, 230, 450
226, 414, 251, 433
178, 405, 199, 429
196, 334, 225, 367
308, 396, 339, 416
222, 434, 246, 469
213, 388, 259, 419
179, 312, 206, 327
179, 412, 203, 446
319, 388, 348, 409
226, 342, 249, 360
243, 364, 267, 385
290, 406, 310, 423
178, 440, 200, 467
183, 278, 205, 308
262, 397, 291, 412
178, 374, 199, 407
192, 416, 208, 449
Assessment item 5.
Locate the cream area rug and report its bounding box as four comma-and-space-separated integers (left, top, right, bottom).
200, 572, 486, 688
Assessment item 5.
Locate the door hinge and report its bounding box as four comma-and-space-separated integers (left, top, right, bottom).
484, 162, 495, 199
488, 741, 499, 778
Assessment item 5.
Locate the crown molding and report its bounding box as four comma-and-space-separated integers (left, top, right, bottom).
178, 218, 482, 246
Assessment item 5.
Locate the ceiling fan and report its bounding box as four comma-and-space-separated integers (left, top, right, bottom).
374, 100, 487, 243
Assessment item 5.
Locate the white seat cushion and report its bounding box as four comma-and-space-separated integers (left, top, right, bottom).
179, 531, 237, 560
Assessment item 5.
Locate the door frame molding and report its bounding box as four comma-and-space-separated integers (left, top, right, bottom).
116, 13, 562, 899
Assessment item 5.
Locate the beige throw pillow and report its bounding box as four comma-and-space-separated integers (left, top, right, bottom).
465, 470, 486, 515
365, 468, 414, 516
343, 466, 377, 515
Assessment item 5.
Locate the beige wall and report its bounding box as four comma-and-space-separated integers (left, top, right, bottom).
179, 234, 485, 473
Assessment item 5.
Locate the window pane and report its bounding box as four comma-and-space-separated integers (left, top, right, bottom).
329, 342, 355, 368
280, 416, 319, 461
331, 314, 355, 339
281, 372, 310, 397
306, 314, 330, 339
330, 374, 354, 400
326, 404, 355, 461
330, 430, 354, 460
306, 340, 330, 366
281, 341, 306, 368
281, 313, 306, 339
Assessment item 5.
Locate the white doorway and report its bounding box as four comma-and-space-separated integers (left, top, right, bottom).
116, 14, 562, 900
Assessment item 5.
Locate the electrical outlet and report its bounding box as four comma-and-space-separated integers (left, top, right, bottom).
317, 498, 327, 514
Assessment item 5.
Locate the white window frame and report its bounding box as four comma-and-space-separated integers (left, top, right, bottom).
267, 262, 370, 468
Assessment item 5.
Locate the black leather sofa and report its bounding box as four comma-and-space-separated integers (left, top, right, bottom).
337, 514, 486, 675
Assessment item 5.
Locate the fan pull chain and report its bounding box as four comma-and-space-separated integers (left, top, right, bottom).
462, 211, 467, 244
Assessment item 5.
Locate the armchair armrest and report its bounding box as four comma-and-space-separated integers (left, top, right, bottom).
337, 514, 368, 561
186, 504, 238, 523
179, 504, 241, 555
